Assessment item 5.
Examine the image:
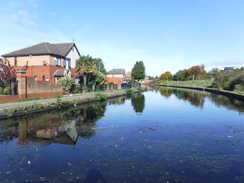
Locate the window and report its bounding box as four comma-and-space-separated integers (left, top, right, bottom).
64, 59, 70, 69
34, 75, 37, 81
55, 58, 61, 66
14, 57, 17, 66
42, 75, 46, 81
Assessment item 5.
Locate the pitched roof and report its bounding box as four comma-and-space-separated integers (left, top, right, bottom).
53, 69, 65, 76
107, 68, 125, 74
2, 42, 78, 57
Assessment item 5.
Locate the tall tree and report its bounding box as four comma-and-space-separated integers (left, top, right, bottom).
75, 55, 96, 88
189, 64, 206, 80
87, 58, 106, 90
173, 70, 184, 81
131, 61, 146, 82
182, 69, 191, 80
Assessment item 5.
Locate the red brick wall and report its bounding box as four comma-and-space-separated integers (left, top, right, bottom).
106, 77, 124, 84
14, 66, 76, 85
0, 91, 63, 102
0, 95, 20, 102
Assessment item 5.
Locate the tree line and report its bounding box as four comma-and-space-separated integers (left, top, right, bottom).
61, 55, 146, 93
158, 64, 243, 92
159, 64, 206, 82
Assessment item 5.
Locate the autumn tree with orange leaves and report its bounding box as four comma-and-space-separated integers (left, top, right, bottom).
189, 64, 206, 80
160, 71, 173, 80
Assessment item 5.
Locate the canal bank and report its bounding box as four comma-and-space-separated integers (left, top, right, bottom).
159, 85, 244, 101
0, 88, 142, 119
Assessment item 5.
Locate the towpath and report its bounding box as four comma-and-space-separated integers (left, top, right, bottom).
0, 90, 128, 112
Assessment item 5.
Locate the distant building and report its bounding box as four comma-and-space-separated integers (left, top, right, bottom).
1, 42, 81, 84
125, 72, 132, 82
224, 67, 234, 72
105, 68, 125, 84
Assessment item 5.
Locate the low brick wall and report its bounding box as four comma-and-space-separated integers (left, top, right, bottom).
0, 95, 20, 102
0, 71, 63, 102
26, 77, 62, 94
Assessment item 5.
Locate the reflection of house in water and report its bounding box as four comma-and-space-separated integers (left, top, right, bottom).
108, 97, 126, 105
17, 113, 79, 145
1, 103, 107, 145
35, 120, 78, 145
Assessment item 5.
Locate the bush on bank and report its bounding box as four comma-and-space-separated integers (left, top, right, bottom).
212, 68, 244, 92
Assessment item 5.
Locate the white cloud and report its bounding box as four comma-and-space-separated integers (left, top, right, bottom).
11, 10, 37, 27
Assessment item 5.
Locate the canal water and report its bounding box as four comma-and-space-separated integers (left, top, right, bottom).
0, 87, 244, 183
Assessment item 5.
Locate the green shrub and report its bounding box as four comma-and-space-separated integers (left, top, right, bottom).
212, 69, 244, 91
0, 87, 4, 94
94, 92, 107, 101
126, 88, 133, 96
57, 77, 75, 86
137, 86, 145, 93
234, 84, 244, 91
74, 84, 82, 93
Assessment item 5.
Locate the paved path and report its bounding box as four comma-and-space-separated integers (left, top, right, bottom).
0, 90, 127, 113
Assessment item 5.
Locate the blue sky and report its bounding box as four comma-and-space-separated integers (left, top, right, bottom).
1, 0, 244, 76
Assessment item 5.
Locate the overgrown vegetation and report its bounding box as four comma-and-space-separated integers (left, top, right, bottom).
126, 88, 133, 96
212, 68, 244, 93
94, 92, 107, 101
159, 67, 243, 94
55, 92, 62, 104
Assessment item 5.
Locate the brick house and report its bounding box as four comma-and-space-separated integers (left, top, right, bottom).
1, 42, 81, 84
106, 68, 125, 84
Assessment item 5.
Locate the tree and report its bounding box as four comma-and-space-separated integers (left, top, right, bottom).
0, 59, 28, 95
189, 65, 201, 81
87, 58, 106, 90
189, 64, 206, 80
131, 61, 146, 82
182, 69, 191, 80
75, 55, 106, 92
208, 68, 220, 78
173, 70, 184, 81
160, 71, 172, 80
75, 55, 96, 89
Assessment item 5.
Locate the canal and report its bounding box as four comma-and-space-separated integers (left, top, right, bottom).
0, 87, 244, 183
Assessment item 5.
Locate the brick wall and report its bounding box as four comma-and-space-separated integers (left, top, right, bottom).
0, 71, 63, 102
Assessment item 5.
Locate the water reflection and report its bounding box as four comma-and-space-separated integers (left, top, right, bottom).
159, 87, 206, 108
0, 90, 244, 182
210, 93, 244, 113
131, 93, 145, 114
0, 97, 129, 146
158, 87, 244, 112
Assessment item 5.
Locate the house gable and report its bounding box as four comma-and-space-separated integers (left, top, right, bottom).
106, 68, 125, 84
1, 42, 81, 85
